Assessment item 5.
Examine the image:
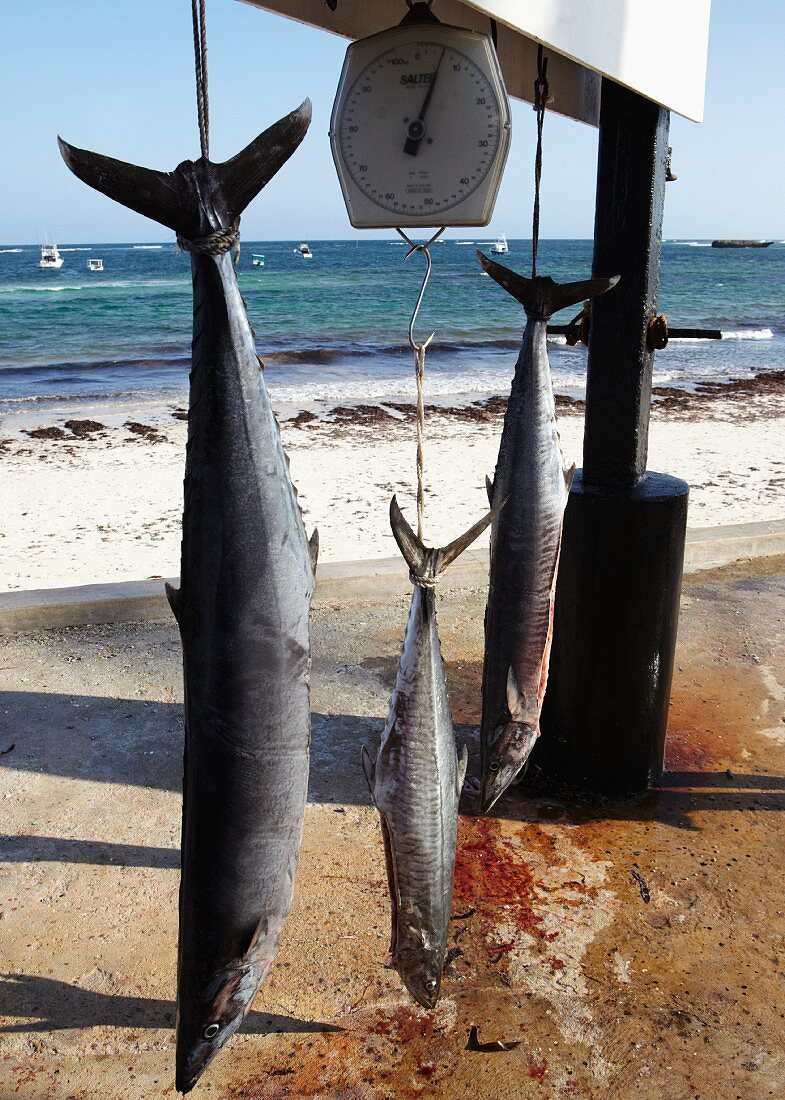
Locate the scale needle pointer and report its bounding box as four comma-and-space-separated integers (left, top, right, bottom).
403, 48, 446, 156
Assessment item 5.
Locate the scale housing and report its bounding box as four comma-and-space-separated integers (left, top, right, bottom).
330, 21, 511, 229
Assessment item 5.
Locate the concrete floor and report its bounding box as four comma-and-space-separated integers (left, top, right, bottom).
1, 558, 784, 1099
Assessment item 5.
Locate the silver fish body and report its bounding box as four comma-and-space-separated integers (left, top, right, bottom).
478, 255, 618, 812
59, 103, 316, 1092
363, 498, 499, 1007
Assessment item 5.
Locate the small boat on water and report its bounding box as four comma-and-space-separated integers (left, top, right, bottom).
711, 239, 773, 248
295, 242, 313, 259
251, 253, 265, 267
39, 243, 64, 269
87, 258, 104, 271
491, 232, 508, 255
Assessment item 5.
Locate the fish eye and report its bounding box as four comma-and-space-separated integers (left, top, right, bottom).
489, 761, 500, 772
425, 979, 437, 990
203, 1023, 220, 1039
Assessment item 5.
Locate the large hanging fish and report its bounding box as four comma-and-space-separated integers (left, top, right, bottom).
477, 253, 618, 813
59, 103, 317, 1092
362, 496, 500, 1008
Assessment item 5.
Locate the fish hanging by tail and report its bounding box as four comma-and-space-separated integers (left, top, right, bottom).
362, 495, 502, 1007
478, 252, 618, 812
60, 102, 318, 1092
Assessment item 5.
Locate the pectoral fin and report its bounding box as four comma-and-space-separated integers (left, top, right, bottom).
506, 667, 525, 721
379, 815, 400, 956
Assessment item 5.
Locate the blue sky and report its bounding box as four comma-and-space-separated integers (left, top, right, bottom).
0, 1, 782, 243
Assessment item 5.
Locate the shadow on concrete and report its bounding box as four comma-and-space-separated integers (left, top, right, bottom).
0, 691, 379, 806
2, 692, 783, 841
0, 835, 179, 869
0, 973, 343, 1035
490, 763, 785, 831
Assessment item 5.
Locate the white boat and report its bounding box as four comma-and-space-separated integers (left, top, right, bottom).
251, 253, 265, 267
296, 242, 313, 259
490, 232, 509, 255
87, 258, 104, 272
39, 242, 64, 269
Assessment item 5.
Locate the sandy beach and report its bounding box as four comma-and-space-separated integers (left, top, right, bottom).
2, 373, 785, 592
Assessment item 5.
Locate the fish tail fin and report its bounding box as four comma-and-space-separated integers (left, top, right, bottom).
477, 251, 618, 318
215, 100, 311, 220
57, 136, 186, 234
390, 495, 505, 581
58, 100, 311, 238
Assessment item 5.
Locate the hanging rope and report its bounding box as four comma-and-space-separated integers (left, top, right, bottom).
395, 226, 445, 542
531, 45, 549, 279
191, 0, 210, 161
183, 0, 242, 263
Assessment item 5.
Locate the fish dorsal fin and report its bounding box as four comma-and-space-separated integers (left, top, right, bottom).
506, 667, 526, 720
456, 744, 469, 796
57, 100, 311, 238
485, 474, 495, 506
165, 582, 182, 626
477, 252, 619, 320
389, 495, 505, 581
308, 528, 319, 576
360, 744, 377, 804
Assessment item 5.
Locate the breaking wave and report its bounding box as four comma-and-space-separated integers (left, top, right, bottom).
721, 328, 774, 340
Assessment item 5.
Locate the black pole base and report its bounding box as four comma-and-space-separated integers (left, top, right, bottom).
530, 470, 689, 797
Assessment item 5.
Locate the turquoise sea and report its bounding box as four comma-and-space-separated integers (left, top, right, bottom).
0, 238, 783, 417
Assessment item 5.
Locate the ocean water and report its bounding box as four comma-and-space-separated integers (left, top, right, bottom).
0, 238, 783, 418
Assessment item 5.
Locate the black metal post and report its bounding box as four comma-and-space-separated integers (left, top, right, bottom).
534, 79, 689, 796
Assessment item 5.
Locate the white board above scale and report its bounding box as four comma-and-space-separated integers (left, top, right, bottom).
239, 0, 712, 125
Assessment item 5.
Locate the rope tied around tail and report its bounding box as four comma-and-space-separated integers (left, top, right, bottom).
177, 219, 241, 263
409, 568, 439, 590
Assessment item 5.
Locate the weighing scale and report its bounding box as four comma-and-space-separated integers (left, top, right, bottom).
330, 3, 511, 229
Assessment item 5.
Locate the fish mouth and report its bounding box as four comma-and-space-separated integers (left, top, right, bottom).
480, 762, 525, 814
397, 958, 442, 1010
175, 1004, 246, 1093
175, 1057, 203, 1095
402, 979, 439, 1011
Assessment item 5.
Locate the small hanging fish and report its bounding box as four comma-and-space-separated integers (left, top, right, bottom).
362, 496, 501, 1008
478, 253, 618, 812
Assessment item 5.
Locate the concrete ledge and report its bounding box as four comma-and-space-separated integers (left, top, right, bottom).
1, 519, 784, 634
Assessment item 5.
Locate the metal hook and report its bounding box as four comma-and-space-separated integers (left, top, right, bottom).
395, 226, 445, 351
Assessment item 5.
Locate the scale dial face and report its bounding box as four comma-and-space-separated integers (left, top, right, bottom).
331, 24, 511, 229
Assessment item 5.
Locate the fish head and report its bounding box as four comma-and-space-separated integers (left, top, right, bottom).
395, 927, 444, 1009
175, 963, 260, 1093
481, 720, 539, 813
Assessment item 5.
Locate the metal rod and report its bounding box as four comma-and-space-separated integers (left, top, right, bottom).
394, 226, 445, 540
548, 324, 722, 341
